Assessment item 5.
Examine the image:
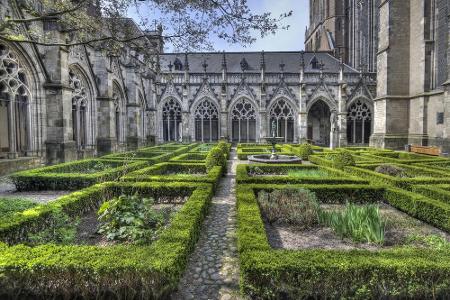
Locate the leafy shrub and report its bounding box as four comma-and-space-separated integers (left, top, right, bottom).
98, 194, 171, 244
297, 143, 313, 160
326, 150, 355, 169
375, 164, 408, 178
257, 189, 320, 229
27, 209, 79, 245
319, 202, 385, 244
205, 146, 227, 172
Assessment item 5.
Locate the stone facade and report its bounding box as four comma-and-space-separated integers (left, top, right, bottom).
0, 1, 159, 164
157, 52, 376, 146
305, 0, 379, 72
371, 0, 450, 152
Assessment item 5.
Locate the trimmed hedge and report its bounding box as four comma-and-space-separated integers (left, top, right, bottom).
361, 151, 448, 164
169, 152, 207, 164
344, 163, 450, 190
122, 162, 223, 189
9, 159, 147, 191
236, 184, 450, 299
0, 181, 214, 299
236, 164, 368, 185
412, 184, 450, 205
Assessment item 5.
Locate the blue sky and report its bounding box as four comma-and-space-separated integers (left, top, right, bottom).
128, 0, 309, 52
212, 0, 309, 52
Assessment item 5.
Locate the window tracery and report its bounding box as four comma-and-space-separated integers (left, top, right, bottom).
347, 99, 372, 144
0, 43, 30, 156
231, 98, 256, 142
269, 99, 295, 142
194, 99, 219, 141
162, 98, 182, 142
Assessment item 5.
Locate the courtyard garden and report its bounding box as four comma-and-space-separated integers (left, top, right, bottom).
0, 142, 449, 299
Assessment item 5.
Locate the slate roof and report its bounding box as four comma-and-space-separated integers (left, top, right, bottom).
159, 51, 357, 73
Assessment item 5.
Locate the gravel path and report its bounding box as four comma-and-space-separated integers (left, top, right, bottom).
0, 178, 68, 204
172, 148, 242, 300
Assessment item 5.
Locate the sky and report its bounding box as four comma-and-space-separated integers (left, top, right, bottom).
212, 0, 309, 52
128, 0, 309, 52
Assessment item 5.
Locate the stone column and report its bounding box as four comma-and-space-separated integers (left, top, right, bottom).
124, 68, 139, 149
338, 80, 348, 147
43, 39, 77, 164
298, 84, 308, 143
94, 54, 116, 155
7, 92, 18, 159
182, 111, 190, 142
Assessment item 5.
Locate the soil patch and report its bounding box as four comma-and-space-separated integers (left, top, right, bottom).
265, 203, 450, 251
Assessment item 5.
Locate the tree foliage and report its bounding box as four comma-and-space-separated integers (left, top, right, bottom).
0, 0, 292, 52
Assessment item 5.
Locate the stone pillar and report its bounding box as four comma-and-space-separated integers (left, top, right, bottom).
298, 84, 308, 143
124, 68, 139, 149
43, 40, 77, 164
182, 111, 190, 142
370, 0, 411, 149
94, 54, 116, 156
338, 80, 348, 147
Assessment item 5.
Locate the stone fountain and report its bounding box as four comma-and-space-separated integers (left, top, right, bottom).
248, 121, 302, 164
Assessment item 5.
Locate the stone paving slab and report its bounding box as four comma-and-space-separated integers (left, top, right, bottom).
172, 148, 243, 300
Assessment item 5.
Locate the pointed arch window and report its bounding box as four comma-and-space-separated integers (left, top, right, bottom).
195, 99, 219, 142
0, 43, 31, 158
269, 99, 295, 142
69, 68, 90, 150
162, 98, 182, 142
231, 98, 256, 142
347, 100, 372, 144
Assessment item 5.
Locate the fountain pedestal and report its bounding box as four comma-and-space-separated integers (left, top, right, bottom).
248, 136, 302, 164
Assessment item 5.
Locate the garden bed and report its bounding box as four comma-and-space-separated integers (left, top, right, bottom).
264, 202, 450, 251
122, 162, 223, 189
0, 181, 214, 299
237, 164, 368, 185
9, 159, 147, 191
237, 184, 450, 299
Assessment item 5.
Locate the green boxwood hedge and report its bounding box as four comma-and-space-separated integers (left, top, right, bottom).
0, 181, 214, 299
122, 162, 223, 189
236, 184, 450, 299
169, 152, 207, 164
236, 164, 368, 185
344, 163, 450, 190
9, 159, 147, 191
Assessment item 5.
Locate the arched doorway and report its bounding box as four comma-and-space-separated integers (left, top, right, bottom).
162, 98, 182, 142
269, 99, 295, 142
307, 99, 331, 146
231, 98, 257, 142
347, 99, 372, 144
194, 99, 219, 142
0, 43, 30, 158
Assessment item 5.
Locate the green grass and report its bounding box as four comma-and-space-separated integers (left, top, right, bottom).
0, 197, 37, 223
287, 169, 329, 178
319, 202, 385, 244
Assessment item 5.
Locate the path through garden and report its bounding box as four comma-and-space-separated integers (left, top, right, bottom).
172, 147, 243, 300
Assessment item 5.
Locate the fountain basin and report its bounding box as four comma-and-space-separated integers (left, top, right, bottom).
248, 154, 302, 164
